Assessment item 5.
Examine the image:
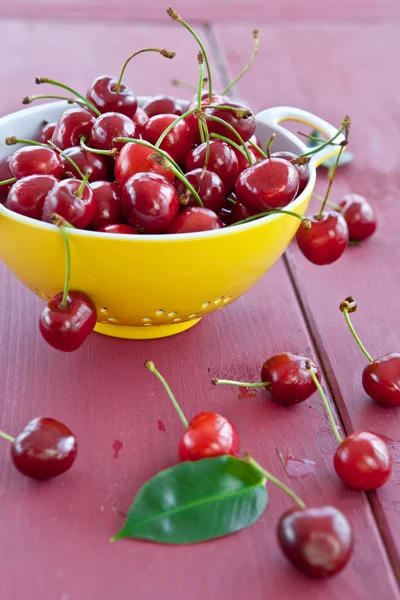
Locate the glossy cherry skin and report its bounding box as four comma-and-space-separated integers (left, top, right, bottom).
9, 146, 63, 180
0, 157, 15, 200
179, 412, 240, 461
142, 114, 194, 165
338, 194, 377, 241
42, 179, 96, 229
122, 172, 179, 234
272, 151, 309, 195
297, 212, 349, 265
97, 223, 137, 234
114, 142, 175, 187
175, 169, 225, 212
132, 107, 149, 134
277, 506, 353, 579
61, 146, 108, 182
205, 101, 256, 143
11, 417, 77, 479
6, 174, 58, 220
86, 75, 138, 118
261, 353, 321, 406
39, 291, 97, 352
334, 431, 392, 490
235, 158, 299, 212
90, 112, 137, 151
230, 200, 258, 224
38, 121, 57, 144
185, 140, 239, 193
52, 108, 96, 150
143, 95, 183, 118
90, 181, 122, 229
235, 143, 264, 173
362, 353, 400, 407
167, 207, 223, 234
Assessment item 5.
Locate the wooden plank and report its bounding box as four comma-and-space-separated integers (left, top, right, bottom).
211, 19, 400, 570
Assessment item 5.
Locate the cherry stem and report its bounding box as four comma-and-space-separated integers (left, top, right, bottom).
6, 137, 47, 147
298, 126, 345, 159
22, 94, 86, 108
144, 361, 189, 429
0, 430, 15, 443
80, 136, 117, 158
115, 47, 175, 93
245, 454, 306, 509
51, 215, 71, 308
222, 30, 259, 95
226, 196, 237, 204
247, 137, 267, 159
35, 77, 101, 116
307, 366, 342, 445
48, 141, 85, 179
266, 134, 275, 159
312, 192, 342, 211
210, 133, 250, 162
197, 55, 206, 144
297, 130, 341, 146
205, 114, 252, 164
75, 171, 91, 198
0, 177, 16, 186
317, 144, 344, 220
114, 137, 184, 175
149, 153, 203, 207
228, 209, 311, 228
171, 79, 197, 92
212, 378, 270, 388
342, 307, 373, 363
167, 7, 213, 102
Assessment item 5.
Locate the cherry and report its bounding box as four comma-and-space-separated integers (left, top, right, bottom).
122, 172, 179, 234
114, 142, 175, 187
338, 194, 377, 241
40, 290, 97, 352
334, 431, 392, 490
132, 107, 149, 134
230, 200, 257, 224
86, 75, 138, 118
42, 177, 96, 229
184, 140, 239, 193
272, 151, 309, 195
188, 91, 225, 108
205, 101, 256, 143
0, 157, 14, 200
90, 112, 137, 151
52, 107, 96, 150
142, 114, 194, 164
167, 206, 223, 234
143, 95, 183, 118
90, 181, 122, 229
175, 169, 225, 212
61, 146, 108, 182
10, 417, 77, 479
9, 146, 63, 180
296, 212, 349, 265
97, 223, 137, 234
235, 143, 264, 173
38, 121, 57, 144
277, 506, 353, 578
6, 174, 58, 220
235, 157, 299, 212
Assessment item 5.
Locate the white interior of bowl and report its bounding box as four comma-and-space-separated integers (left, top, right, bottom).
0, 99, 315, 241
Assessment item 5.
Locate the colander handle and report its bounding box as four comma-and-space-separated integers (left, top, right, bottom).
255, 106, 345, 168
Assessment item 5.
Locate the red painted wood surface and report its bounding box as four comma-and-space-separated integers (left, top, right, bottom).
213, 17, 400, 570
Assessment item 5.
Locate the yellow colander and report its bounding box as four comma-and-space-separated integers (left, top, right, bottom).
0, 101, 343, 339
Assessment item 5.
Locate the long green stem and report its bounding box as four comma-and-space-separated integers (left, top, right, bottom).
145, 361, 189, 429
222, 30, 259, 95
205, 114, 252, 164
0, 430, 15, 442
149, 153, 203, 207
297, 130, 341, 146
115, 48, 175, 93
80, 136, 117, 157
75, 171, 91, 198
228, 209, 310, 228
298, 127, 344, 158
114, 137, 184, 175
342, 308, 373, 363
197, 59, 206, 144
51, 217, 71, 308
210, 133, 250, 161
307, 366, 342, 445
247, 137, 267, 159
6, 137, 47, 147
47, 141, 85, 179
22, 94, 86, 107
0, 177, 16, 186
171, 79, 197, 92
312, 192, 342, 211
212, 378, 270, 388
317, 144, 344, 219
246, 455, 305, 509
35, 77, 101, 116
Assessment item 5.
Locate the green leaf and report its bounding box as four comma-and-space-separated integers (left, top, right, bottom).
112, 456, 267, 544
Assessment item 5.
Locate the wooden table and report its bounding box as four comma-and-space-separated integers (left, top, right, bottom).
0, 2, 399, 598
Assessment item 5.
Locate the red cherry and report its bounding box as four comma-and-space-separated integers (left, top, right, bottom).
185, 93, 227, 143
132, 107, 149, 134
188, 91, 225, 108
277, 506, 353, 578
334, 431, 392, 490
167, 206, 223, 234
235, 143, 264, 173
185, 140, 239, 193
142, 114, 194, 164
230, 200, 257, 224
61, 146, 108, 182
205, 101, 256, 143
52, 108, 96, 150
42, 178, 96, 229
143, 95, 183, 118
115, 143, 174, 187
0, 157, 15, 200
235, 158, 299, 212
362, 353, 400, 407
39, 291, 97, 352
97, 223, 137, 234
38, 121, 57, 144
296, 212, 349, 265
9, 146, 63, 179
11, 417, 77, 480
175, 169, 225, 212
272, 151, 309, 195
122, 172, 179, 234
90, 181, 122, 229
178, 412, 240, 461
261, 353, 321, 406
86, 75, 138, 118
338, 194, 377, 241
90, 112, 137, 151
6, 174, 58, 220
